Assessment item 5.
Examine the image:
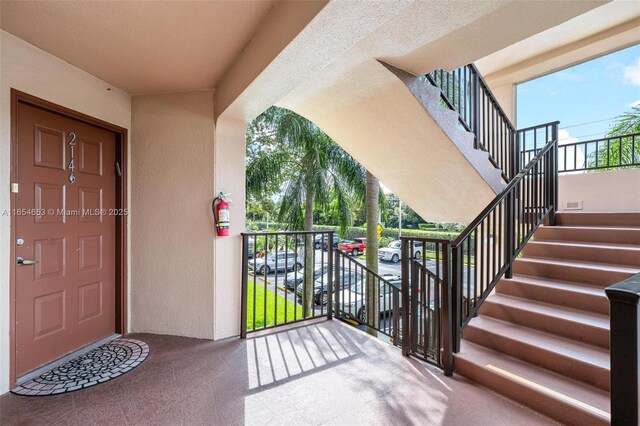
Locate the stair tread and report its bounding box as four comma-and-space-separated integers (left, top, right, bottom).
456, 341, 610, 417
485, 293, 609, 329
528, 240, 640, 251
540, 225, 640, 231
507, 274, 608, 297
466, 316, 609, 370
516, 256, 640, 273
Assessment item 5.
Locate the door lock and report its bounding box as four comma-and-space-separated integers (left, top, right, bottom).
17, 257, 38, 266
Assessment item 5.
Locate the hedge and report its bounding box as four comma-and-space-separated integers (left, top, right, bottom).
247, 221, 460, 241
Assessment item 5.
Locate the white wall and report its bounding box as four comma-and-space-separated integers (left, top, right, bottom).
558, 169, 640, 213
0, 31, 131, 394
130, 91, 216, 339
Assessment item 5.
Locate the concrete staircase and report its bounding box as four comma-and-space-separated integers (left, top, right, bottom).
279, 60, 505, 223
454, 212, 640, 425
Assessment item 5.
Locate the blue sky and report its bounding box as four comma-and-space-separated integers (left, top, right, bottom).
517, 44, 640, 144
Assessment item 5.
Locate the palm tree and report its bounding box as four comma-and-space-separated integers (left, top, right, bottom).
588, 106, 640, 170
246, 106, 366, 316
365, 171, 380, 328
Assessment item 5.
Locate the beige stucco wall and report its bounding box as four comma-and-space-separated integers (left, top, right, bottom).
0, 31, 131, 394
130, 91, 215, 339
487, 83, 516, 123
559, 169, 640, 213
212, 116, 246, 340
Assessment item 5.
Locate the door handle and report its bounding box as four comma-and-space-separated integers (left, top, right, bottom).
17, 257, 38, 266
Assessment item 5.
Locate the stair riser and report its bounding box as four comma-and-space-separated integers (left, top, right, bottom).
556, 213, 640, 227
496, 279, 609, 315
479, 301, 609, 349
463, 325, 610, 391
535, 226, 640, 245
454, 356, 610, 426
523, 242, 640, 268
513, 259, 634, 286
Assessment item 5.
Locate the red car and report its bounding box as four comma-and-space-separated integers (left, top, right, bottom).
338, 237, 367, 256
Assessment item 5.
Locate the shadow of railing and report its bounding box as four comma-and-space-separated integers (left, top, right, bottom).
244, 321, 364, 392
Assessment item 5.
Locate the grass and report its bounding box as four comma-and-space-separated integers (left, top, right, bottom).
246, 279, 303, 330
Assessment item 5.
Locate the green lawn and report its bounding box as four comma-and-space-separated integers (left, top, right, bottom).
246, 279, 303, 330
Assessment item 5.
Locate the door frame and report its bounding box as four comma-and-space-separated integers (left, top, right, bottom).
9, 89, 129, 387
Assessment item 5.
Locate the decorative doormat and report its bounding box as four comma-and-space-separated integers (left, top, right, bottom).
11, 338, 149, 396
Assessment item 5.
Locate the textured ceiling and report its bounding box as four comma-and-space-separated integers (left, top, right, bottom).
0, 0, 277, 94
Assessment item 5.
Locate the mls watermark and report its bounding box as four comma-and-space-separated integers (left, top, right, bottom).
2, 208, 128, 217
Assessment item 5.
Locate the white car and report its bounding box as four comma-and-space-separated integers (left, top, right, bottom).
378, 240, 423, 263
248, 251, 302, 275
339, 276, 402, 322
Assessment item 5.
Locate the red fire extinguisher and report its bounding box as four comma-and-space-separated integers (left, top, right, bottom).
212, 192, 230, 236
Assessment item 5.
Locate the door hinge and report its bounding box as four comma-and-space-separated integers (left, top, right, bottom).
10, 183, 18, 193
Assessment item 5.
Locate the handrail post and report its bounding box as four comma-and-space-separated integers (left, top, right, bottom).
240, 234, 248, 339
605, 274, 640, 425
505, 191, 515, 279
401, 239, 410, 356
393, 288, 400, 347
549, 122, 558, 226
334, 248, 340, 321
442, 243, 454, 375
472, 68, 480, 150
327, 232, 334, 320
513, 128, 520, 178
410, 258, 418, 355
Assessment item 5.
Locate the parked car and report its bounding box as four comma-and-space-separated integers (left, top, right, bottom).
314, 232, 337, 250
323, 238, 350, 251
296, 268, 364, 305
378, 240, 423, 263
338, 237, 367, 256
248, 251, 302, 275
246, 238, 255, 259
339, 275, 402, 322
285, 264, 330, 291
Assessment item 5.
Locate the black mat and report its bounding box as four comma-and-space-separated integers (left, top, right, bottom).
11, 338, 149, 396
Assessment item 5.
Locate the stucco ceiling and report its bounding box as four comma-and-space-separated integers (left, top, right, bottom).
475, 0, 640, 80
0, 0, 277, 94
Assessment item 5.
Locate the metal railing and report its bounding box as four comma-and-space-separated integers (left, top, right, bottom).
240, 121, 558, 376
399, 238, 451, 368
241, 231, 334, 336
399, 121, 558, 374
426, 64, 517, 180
334, 250, 402, 346
453, 122, 558, 335
521, 132, 640, 173
606, 273, 640, 424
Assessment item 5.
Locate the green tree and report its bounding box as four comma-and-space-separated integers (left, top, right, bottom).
246, 106, 366, 316
588, 106, 640, 170
383, 193, 425, 229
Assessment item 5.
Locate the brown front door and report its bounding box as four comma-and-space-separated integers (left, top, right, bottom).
15, 102, 117, 377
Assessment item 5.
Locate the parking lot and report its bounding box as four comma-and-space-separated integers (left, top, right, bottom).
246, 247, 446, 318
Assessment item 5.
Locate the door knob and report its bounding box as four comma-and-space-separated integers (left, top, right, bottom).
17, 257, 38, 266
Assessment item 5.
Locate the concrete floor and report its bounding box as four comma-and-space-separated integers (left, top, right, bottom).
1, 319, 555, 425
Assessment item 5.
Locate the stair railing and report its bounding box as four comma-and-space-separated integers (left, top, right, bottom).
425, 64, 518, 181
400, 121, 558, 375
449, 122, 558, 357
